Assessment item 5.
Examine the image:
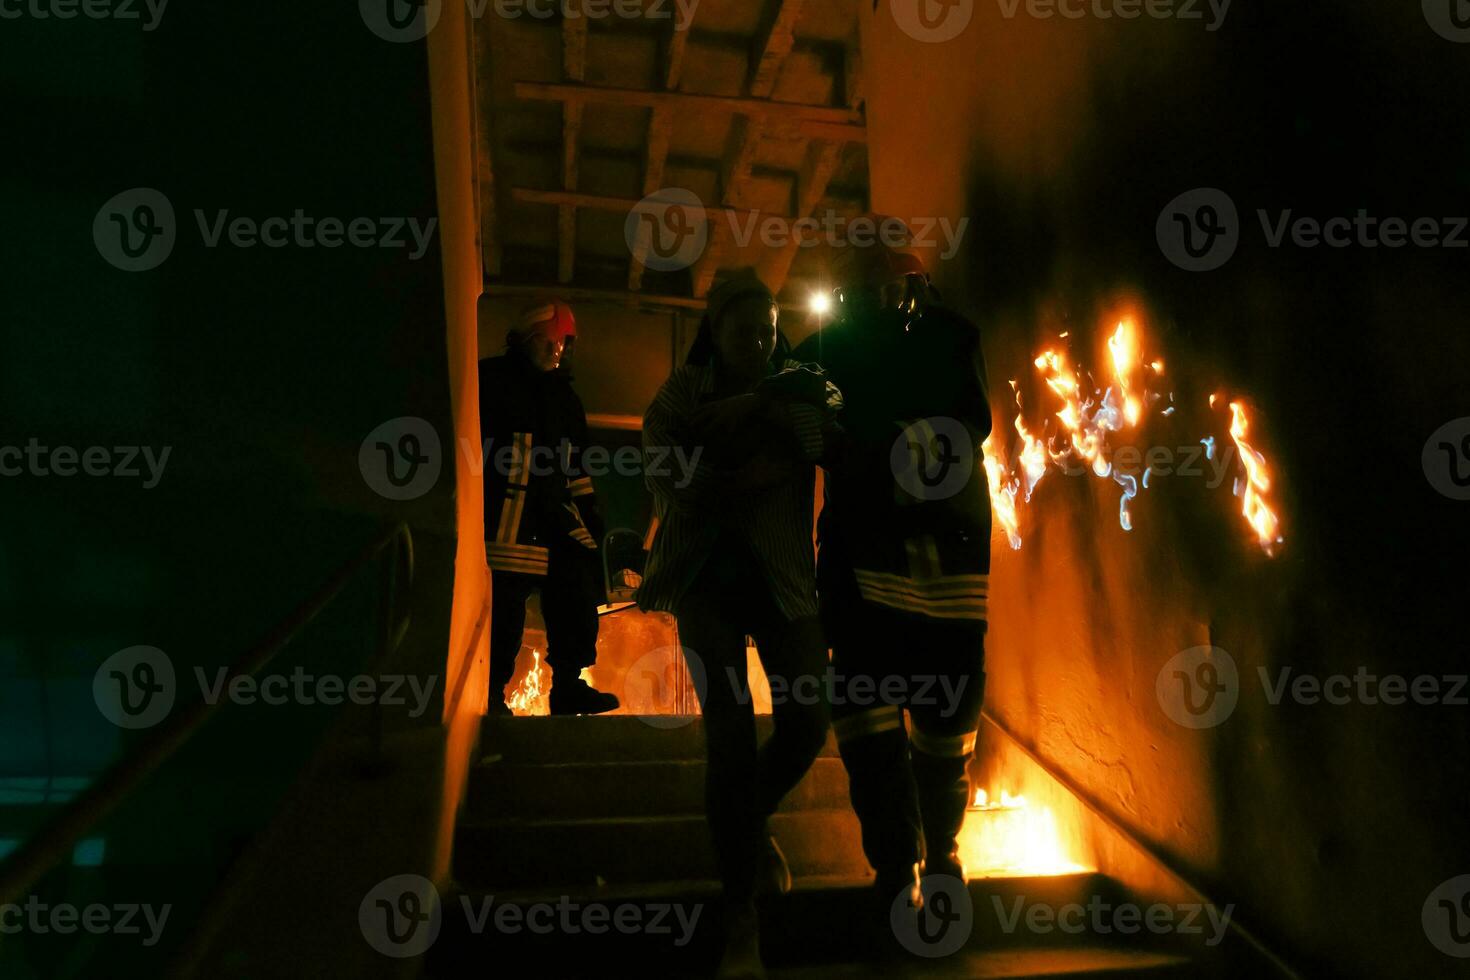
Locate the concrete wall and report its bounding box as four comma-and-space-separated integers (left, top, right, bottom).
859, 2, 1470, 975
2, 3, 481, 974
427, 0, 493, 883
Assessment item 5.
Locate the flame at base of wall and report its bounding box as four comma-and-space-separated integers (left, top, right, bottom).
507, 648, 550, 716
959, 788, 1092, 877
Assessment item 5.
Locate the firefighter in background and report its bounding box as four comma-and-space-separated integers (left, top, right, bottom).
480, 299, 620, 716
792, 228, 991, 925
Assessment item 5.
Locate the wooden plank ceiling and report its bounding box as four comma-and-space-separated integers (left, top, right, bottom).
473, 0, 869, 312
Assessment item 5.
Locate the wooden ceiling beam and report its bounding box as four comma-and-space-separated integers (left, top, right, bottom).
630, 13, 695, 292
664, 18, 689, 91
626, 106, 676, 291
563, 4, 587, 75
514, 186, 763, 222
477, 136, 501, 279
692, 115, 766, 297
843, 28, 864, 112
799, 120, 866, 144
484, 281, 806, 314
559, 6, 588, 284
690, 0, 806, 298
748, 0, 805, 100
513, 81, 863, 127
759, 138, 845, 296
760, 23, 865, 299
472, 27, 501, 277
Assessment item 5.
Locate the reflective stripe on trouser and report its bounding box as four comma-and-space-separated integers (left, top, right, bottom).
909, 725, 978, 759
826, 595, 988, 882
832, 705, 904, 744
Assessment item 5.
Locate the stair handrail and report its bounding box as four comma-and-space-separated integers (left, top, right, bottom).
0, 521, 415, 910
980, 711, 1301, 979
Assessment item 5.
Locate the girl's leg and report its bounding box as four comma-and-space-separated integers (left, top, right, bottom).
675, 580, 762, 906
749, 614, 832, 821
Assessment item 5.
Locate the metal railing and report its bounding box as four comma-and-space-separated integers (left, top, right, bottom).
0, 521, 415, 910
980, 711, 1301, 979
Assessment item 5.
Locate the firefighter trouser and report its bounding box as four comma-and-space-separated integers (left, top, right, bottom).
675, 535, 831, 906
489, 544, 602, 704
824, 592, 987, 885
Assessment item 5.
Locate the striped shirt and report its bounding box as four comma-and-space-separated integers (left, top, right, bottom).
637, 362, 836, 621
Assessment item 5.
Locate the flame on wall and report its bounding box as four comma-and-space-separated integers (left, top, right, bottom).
1225, 399, 1284, 555
981, 316, 1284, 555
981, 434, 1023, 551
960, 787, 1091, 877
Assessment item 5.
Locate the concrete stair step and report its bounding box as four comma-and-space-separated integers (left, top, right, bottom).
766, 947, 1197, 979
428, 873, 1204, 978
480, 714, 840, 765
454, 808, 869, 889
429, 942, 1193, 980
465, 756, 851, 821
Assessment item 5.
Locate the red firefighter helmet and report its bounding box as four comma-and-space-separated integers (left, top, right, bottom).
832, 217, 932, 323
513, 299, 577, 343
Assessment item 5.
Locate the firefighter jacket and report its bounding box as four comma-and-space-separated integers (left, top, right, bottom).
793, 305, 993, 623
479, 349, 604, 576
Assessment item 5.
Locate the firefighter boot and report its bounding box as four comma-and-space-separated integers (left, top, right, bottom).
912, 749, 971, 883
548, 676, 620, 715
715, 898, 766, 980
837, 724, 923, 884
837, 722, 923, 958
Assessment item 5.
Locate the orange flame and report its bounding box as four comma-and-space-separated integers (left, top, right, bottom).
1015, 411, 1049, 500
982, 434, 1023, 551
1108, 320, 1144, 427
1034, 345, 1124, 479
1226, 401, 1283, 555
507, 648, 550, 716
984, 315, 1285, 555
962, 787, 1089, 876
